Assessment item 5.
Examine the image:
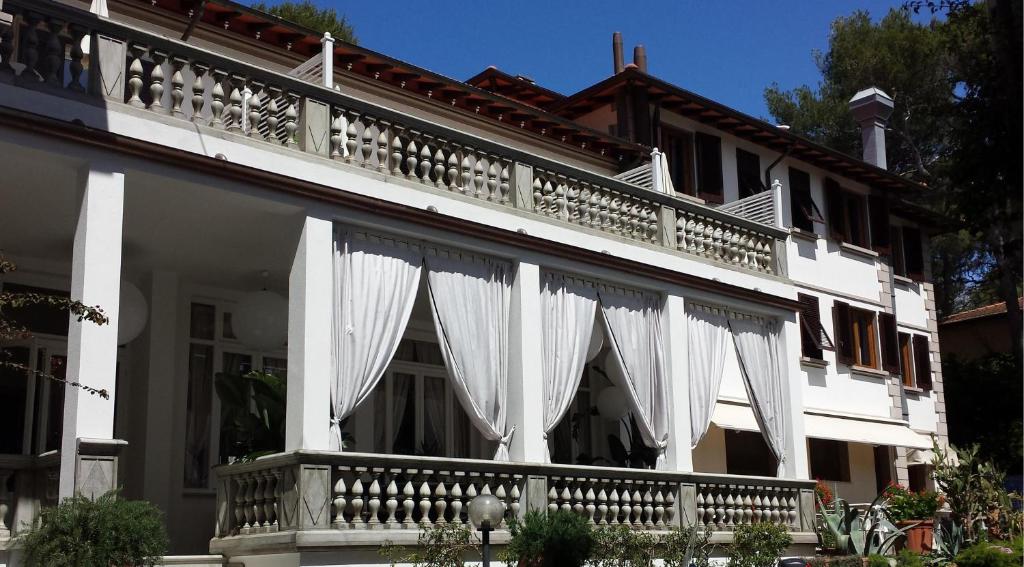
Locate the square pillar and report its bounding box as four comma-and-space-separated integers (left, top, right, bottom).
286, 215, 334, 451
662, 294, 693, 471
59, 164, 125, 498
778, 315, 809, 479
141, 270, 177, 511
506, 261, 547, 462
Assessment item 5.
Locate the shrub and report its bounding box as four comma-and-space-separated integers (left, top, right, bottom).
379, 523, 478, 567
829, 555, 866, 567
662, 523, 715, 567
591, 524, 657, 567
954, 541, 1022, 567
882, 482, 943, 523
20, 492, 168, 567
503, 510, 594, 567
728, 522, 793, 567
895, 548, 924, 567
867, 554, 891, 567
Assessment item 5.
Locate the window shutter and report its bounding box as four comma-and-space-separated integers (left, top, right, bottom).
832, 300, 854, 365
695, 132, 723, 202
913, 335, 933, 389
903, 227, 925, 280
798, 293, 823, 359
736, 148, 762, 198
825, 178, 845, 241
879, 312, 900, 374
869, 195, 892, 255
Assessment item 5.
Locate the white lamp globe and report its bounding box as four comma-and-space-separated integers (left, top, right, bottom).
117, 280, 148, 346
233, 289, 288, 351
585, 323, 604, 362
596, 385, 629, 420
467, 494, 504, 530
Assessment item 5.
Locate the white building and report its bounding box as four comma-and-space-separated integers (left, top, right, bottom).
0, 2, 946, 565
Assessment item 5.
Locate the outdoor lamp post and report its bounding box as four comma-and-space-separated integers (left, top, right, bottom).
468, 493, 504, 567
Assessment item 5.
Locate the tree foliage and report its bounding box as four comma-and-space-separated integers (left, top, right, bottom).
251, 0, 357, 44
0, 252, 109, 398
763, 2, 1022, 358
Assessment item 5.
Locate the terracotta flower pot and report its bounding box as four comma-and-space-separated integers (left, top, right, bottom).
897, 519, 934, 553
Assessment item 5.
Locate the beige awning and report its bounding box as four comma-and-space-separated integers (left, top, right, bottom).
804, 413, 933, 449
711, 403, 760, 432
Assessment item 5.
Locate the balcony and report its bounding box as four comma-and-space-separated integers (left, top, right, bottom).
209, 450, 815, 556
0, 0, 788, 278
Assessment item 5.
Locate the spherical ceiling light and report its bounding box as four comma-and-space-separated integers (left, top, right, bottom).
117, 280, 148, 346
596, 385, 629, 421
234, 278, 288, 351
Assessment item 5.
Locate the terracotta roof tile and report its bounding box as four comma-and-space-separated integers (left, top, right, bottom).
940, 297, 1023, 324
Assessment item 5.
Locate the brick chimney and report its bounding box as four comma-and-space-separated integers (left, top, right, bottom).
848, 87, 894, 169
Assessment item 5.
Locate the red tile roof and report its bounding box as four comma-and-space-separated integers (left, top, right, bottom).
940, 297, 1024, 325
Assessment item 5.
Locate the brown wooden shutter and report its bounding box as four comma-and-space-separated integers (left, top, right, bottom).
868, 195, 891, 255
832, 300, 854, 365
913, 335, 933, 389
695, 132, 723, 202
903, 227, 925, 280
878, 312, 900, 374
798, 293, 823, 359
825, 178, 845, 242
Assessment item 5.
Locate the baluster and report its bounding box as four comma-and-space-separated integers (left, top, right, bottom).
703, 221, 715, 258
42, 16, 64, 87
376, 121, 389, 172
577, 185, 591, 225
585, 487, 597, 525
404, 132, 418, 180
270, 470, 282, 530
486, 158, 498, 200
226, 74, 244, 131
764, 239, 775, 274
328, 106, 343, 157
571, 483, 584, 517
418, 480, 432, 527
265, 86, 280, 137
401, 480, 415, 528
559, 485, 571, 513
609, 197, 622, 235
724, 491, 736, 529
499, 160, 511, 204
770, 492, 781, 524
418, 136, 432, 182
628, 202, 641, 240
282, 91, 299, 147
756, 239, 767, 272
242, 475, 256, 534
449, 480, 464, 525
358, 115, 373, 165
125, 44, 146, 107
66, 24, 87, 92
788, 494, 798, 526
434, 477, 448, 525
632, 487, 644, 529
647, 207, 659, 242
596, 487, 608, 526
168, 57, 186, 115
715, 488, 726, 530
509, 483, 521, 519
495, 481, 508, 527
712, 224, 724, 260
621, 487, 634, 527
145, 50, 166, 111
664, 487, 676, 526
432, 142, 446, 188
207, 68, 226, 126
619, 199, 632, 236
344, 110, 358, 163
378, 477, 396, 527
742, 489, 753, 525
460, 150, 473, 196
541, 177, 555, 216
367, 475, 381, 528
643, 488, 655, 529
389, 125, 404, 175
233, 476, 246, 534
599, 195, 611, 230
446, 145, 459, 191
752, 492, 763, 523
244, 82, 261, 135
547, 486, 559, 515
532, 176, 544, 213
607, 487, 620, 525
589, 190, 602, 228
19, 12, 42, 81
350, 477, 365, 529
553, 177, 567, 219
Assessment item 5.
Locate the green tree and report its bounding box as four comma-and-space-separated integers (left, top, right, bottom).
763, 4, 1022, 360
251, 0, 357, 44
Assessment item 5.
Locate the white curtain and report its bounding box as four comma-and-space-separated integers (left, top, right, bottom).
425, 252, 513, 460
424, 376, 447, 455
329, 231, 422, 450
598, 289, 670, 468
730, 318, 788, 473
375, 374, 411, 452
687, 309, 730, 448
540, 273, 599, 462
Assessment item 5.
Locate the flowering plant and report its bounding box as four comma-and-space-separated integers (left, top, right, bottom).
883, 482, 944, 523
815, 479, 834, 507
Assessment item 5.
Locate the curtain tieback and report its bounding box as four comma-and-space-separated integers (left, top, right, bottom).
499, 425, 517, 447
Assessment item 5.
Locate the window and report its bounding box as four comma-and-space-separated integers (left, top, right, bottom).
808, 438, 850, 482
736, 148, 762, 199
798, 293, 833, 360
912, 335, 933, 390
832, 301, 879, 369
789, 167, 823, 233
725, 430, 777, 477
873, 445, 894, 493
868, 195, 891, 254
660, 126, 695, 196
824, 178, 869, 248
879, 312, 900, 374
891, 226, 926, 280
898, 332, 914, 387
695, 132, 723, 203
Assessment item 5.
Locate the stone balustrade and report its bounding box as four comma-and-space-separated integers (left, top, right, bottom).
0, 452, 59, 548
210, 450, 815, 553
0, 0, 789, 276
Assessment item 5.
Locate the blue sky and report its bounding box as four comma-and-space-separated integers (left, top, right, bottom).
265, 1, 937, 121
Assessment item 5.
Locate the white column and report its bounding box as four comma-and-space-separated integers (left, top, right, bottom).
60, 164, 125, 498
286, 214, 334, 451
320, 32, 335, 89
506, 261, 547, 462
662, 293, 693, 471
141, 270, 177, 511
778, 315, 809, 479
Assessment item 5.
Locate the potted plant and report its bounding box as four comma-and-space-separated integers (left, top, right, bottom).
19, 492, 168, 566
882, 482, 943, 553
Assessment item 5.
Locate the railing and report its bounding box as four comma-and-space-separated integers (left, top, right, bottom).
717, 181, 782, 227
0, 452, 59, 547
211, 451, 815, 551
0, 0, 788, 276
